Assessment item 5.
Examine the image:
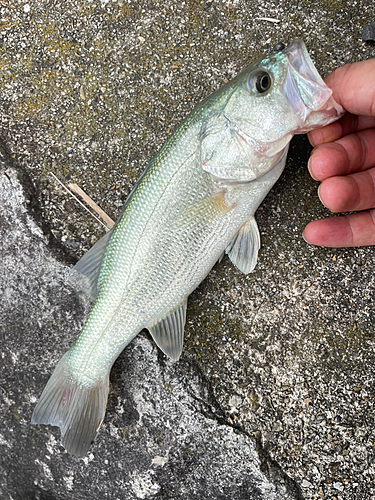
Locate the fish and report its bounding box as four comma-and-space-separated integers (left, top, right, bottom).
31, 39, 344, 456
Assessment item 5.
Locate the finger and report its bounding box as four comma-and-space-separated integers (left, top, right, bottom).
303, 210, 375, 247
318, 169, 375, 213
308, 113, 375, 146
308, 128, 375, 180
325, 60, 375, 117
307, 59, 375, 147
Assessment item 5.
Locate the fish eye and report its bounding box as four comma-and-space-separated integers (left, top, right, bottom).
254, 71, 271, 93
248, 70, 272, 94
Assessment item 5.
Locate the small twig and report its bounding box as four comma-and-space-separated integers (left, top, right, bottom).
255, 17, 281, 23
68, 183, 115, 229
49, 172, 113, 231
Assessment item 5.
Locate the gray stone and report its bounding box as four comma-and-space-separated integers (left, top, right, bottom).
362, 23, 375, 41
1, 0, 375, 499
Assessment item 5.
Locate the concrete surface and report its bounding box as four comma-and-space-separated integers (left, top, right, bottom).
1, 0, 375, 499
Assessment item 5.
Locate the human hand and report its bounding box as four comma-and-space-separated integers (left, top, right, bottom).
303, 59, 375, 247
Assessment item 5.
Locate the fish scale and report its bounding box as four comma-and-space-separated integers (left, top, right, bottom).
68, 123, 209, 380
32, 40, 344, 457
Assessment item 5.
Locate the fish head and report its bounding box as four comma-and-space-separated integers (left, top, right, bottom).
200, 39, 344, 182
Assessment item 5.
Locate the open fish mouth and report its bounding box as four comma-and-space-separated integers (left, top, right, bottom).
281, 39, 344, 127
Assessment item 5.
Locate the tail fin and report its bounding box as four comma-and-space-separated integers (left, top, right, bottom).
31, 351, 109, 457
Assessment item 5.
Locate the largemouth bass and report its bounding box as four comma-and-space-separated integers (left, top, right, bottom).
32, 40, 344, 456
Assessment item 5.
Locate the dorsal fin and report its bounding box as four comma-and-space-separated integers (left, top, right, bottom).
226, 216, 260, 274
147, 301, 187, 361
73, 229, 113, 299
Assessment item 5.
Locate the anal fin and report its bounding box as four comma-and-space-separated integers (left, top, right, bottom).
226, 216, 260, 274
147, 301, 187, 362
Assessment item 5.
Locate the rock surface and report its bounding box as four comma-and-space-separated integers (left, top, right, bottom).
362, 23, 375, 41
1, 1, 375, 499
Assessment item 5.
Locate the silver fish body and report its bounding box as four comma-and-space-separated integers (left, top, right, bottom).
32, 40, 344, 456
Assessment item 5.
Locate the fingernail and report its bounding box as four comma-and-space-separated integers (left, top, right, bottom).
302, 230, 309, 243
307, 156, 319, 181
307, 131, 318, 147
302, 228, 323, 247
302, 229, 314, 244
302, 230, 315, 246
317, 184, 323, 204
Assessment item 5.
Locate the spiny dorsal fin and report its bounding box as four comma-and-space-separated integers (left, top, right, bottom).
73, 228, 113, 299
226, 216, 260, 274
147, 301, 187, 361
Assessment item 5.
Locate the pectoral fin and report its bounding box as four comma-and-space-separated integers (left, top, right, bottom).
226, 216, 260, 274
147, 301, 187, 361
178, 191, 235, 225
